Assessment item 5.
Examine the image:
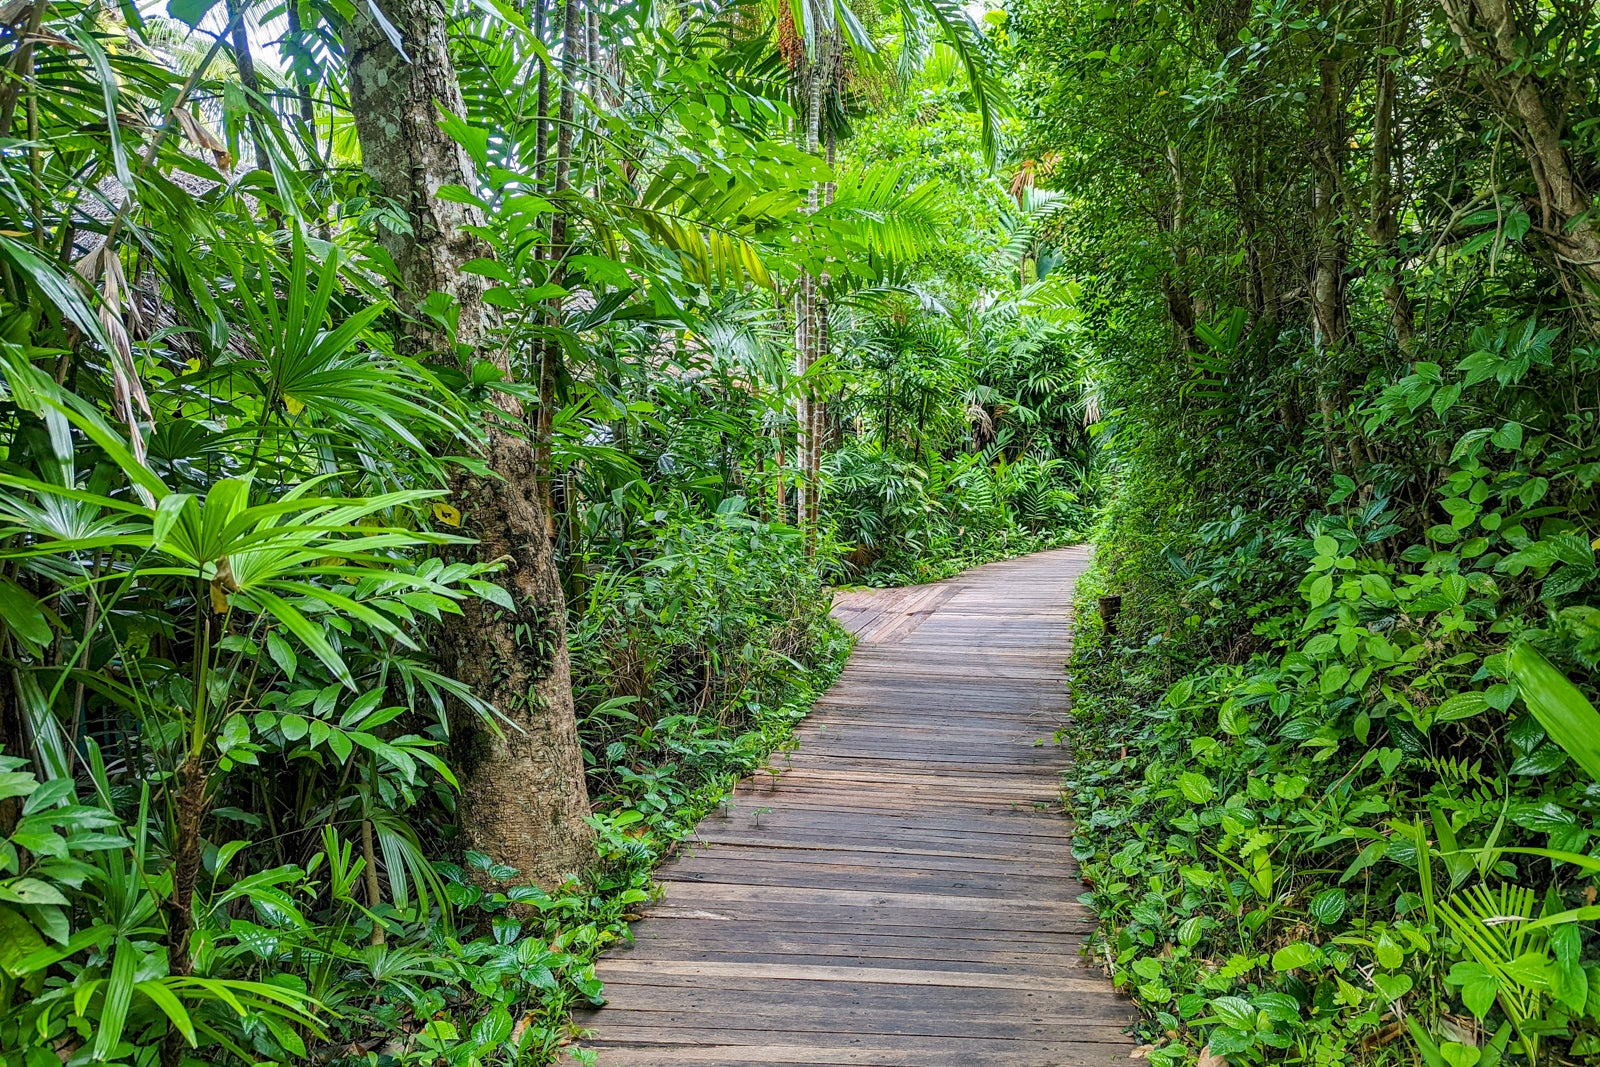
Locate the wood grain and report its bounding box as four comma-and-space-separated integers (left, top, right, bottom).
577, 547, 1133, 1067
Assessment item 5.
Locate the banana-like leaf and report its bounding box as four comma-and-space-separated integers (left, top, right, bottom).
1508, 641, 1600, 783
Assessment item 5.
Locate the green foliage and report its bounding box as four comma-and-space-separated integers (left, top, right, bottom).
572, 509, 850, 841
1014, 0, 1600, 1062
0, 0, 1011, 1063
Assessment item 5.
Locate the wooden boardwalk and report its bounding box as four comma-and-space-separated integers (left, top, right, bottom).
577, 547, 1133, 1066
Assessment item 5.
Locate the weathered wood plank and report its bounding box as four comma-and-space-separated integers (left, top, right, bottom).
579, 547, 1133, 1065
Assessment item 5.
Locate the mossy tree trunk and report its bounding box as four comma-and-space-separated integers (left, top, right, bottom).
346, 0, 595, 887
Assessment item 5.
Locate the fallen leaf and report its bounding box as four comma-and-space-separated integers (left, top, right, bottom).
1197, 1046, 1229, 1067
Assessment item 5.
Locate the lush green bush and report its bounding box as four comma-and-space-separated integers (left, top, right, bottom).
571, 508, 849, 841
0, 390, 844, 1067
824, 440, 1084, 585
1063, 336, 1600, 1066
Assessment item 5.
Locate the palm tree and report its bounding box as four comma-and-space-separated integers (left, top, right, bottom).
772, 0, 1007, 542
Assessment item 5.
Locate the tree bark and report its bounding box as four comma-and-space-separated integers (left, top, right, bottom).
346, 0, 594, 888
792, 28, 832, 536
809, 120, 835, 551
223, 0, 269, 171
361, 815, 386, 946
285, 0, 318, 159
536, 0, 582, 527
1369, 0, 1414, 349
1309, 56, 1351, 354
1308, 50, 1367, 471
1440, 0, 1600, 305
533, 0, 551, 189
1159, 142, 1197, 352
586, 0, 600, 96
159, 753, 207, 1067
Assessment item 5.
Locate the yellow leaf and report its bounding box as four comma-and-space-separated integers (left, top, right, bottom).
284, 396, 305, 416
185, 358, 200, 373
1592, 536, 1600, 550
432, 502, 462, 527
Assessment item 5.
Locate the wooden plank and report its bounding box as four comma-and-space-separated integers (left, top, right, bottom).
579, 1043, 1122, 1067
580, 547, 1134, 1064
584, 1034, 1132, 1066
608, 937, 1089, 966
579, 1011, 1133, 1042
594, 958, 1113, 993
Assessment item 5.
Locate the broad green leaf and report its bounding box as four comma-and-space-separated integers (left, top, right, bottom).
0, 578, 51, 646
92, 936, 138, 1060
0, 878, 68, 906
1209, 995, 1255, 1030
1309, 887, 1347, 925
0, 907, 46, 977
1178, 772, 1214, 804
1435, 692, 1488, 723
1372, 972, 1413, 1002
1447, 961, 1498, 1018
168, 0, 219, 27
1490, 421, 1523, 450
1271, 942, 1316, 971
1508, 643, 1600, 783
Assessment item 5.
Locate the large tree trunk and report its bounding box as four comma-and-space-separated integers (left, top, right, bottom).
1308, 51, 1367, 471
346, 0, 595, 888
1308, 56, 1351, 354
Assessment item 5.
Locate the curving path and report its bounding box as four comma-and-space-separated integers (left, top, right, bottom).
577, 547, 1134, 1066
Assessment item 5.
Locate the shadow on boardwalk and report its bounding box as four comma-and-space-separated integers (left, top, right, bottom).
577, 546, 1135, 1066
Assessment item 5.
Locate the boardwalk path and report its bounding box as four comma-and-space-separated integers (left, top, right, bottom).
578, 547, 1133, 1066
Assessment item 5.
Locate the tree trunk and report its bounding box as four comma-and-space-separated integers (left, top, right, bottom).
285, 0, 318, 159
159, 752, 207, 1067
223, 0, 269, 171
1309, 56, 1351, 354
792, 29, 831, 536
1440, 0, 1600, 307
361, 815, 386, 946
1159, 142, 1197, 352
1308, 51, 1365, 471
587, 0, 602, 195
533, 0, 551, 189
808, 120, 835, 551
1369, 0, 1414, 349
537, 0, 582, 527
346, 0, 594, 888
586, 0, 600, 96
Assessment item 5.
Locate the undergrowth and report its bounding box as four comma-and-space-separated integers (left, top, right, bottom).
1064, 417, 1600, 1066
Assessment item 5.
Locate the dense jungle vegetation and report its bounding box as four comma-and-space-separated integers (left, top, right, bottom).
5, 0, 1600, 1063
1026, 0, 1600, 1065
0, 0, 1088, 1062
